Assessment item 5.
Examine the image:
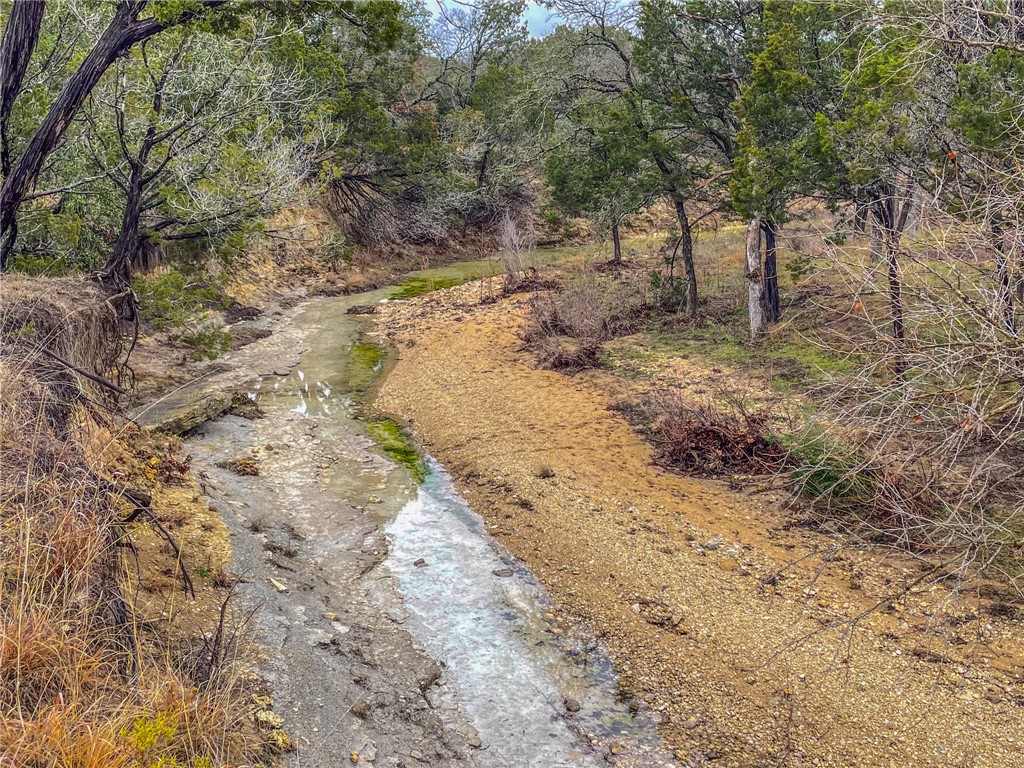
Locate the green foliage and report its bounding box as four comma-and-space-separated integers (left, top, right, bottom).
783, 429, 875, 503
546, 104, 655, 235
135, 268, 232, 360
784, 253, 814, 284
319, 234, 356, 271
135, 269, 229, 331
120, 711, 216, 767
180, 321, 232, 361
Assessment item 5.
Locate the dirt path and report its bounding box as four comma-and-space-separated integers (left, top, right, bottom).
373, 284, 1024, 768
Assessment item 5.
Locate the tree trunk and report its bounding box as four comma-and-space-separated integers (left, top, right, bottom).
853, 200, 868, 234
745, 217, 766, 339
611, 222, 622, 264
884, 230, 905, 345
993, 225, 1017, 333
0, 0, 45, 177
871, 192, 908, 349
669, 193, 697, 316
868, 215, 883, 263
102, 165, 146, 291
762, 219, 780, 324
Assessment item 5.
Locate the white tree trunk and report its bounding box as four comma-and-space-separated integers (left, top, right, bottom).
745, 217, 766, 339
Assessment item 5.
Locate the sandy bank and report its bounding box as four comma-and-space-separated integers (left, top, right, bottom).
373, 282, 1024, 768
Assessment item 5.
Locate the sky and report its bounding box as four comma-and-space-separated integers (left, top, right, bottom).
523, 2, 560, 37
429, 1, 562, 39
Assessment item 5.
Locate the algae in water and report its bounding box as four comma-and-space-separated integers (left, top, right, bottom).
366, 419, 427, 483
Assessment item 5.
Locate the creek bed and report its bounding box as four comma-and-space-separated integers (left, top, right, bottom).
247, 258, 677, 767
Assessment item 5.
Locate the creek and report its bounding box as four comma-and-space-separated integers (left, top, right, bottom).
224, 257, 677, 767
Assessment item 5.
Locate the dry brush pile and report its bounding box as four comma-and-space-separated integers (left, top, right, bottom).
0, 278, 268, 767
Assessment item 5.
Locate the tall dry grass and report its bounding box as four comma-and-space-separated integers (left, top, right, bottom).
0, 279, 265, 767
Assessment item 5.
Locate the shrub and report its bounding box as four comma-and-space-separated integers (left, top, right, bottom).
782, 428, 876, 503
135, 268, 232, 360
620, 391, 787, 476
135, 268, 229, 331
527, 267, 648, 343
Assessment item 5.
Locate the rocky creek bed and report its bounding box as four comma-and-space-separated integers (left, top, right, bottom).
149, 265, 677, 767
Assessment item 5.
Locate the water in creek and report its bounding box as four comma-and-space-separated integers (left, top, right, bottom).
252, 257, 676, 767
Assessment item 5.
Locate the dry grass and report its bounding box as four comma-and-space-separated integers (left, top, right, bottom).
0, 283, 268, 767
523, 263, 649, 371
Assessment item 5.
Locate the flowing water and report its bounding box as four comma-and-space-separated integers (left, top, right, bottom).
248, 257, 677, 767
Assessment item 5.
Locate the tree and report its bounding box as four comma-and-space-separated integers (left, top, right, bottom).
731, 0, 849, 336
0, 0, 237, 269
546, 102, 655, 262
83, 23, 302, 291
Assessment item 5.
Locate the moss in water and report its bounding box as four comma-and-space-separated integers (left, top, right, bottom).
344, 341, 386, 392
390, 276, 465, 300
366, 419, 427, 483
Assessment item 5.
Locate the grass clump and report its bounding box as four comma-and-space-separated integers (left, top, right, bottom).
782, 429, 876, 503
135, 267, 232, 361
366, 419, 427, 483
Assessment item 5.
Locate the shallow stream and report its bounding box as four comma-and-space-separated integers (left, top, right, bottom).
249, 258, 676, 767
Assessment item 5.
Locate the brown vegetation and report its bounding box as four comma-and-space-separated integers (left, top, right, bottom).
617, 391, 787, 476
0, 280, 268, 767
522, 264, 648, 371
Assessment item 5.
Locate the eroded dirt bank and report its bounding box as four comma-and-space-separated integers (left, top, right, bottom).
372, 283, 1024, 768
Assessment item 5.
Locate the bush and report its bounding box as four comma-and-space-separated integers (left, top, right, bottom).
620, 391, 787, 476
135, 268, 232, 360
524, 265, 648, 352
782, 428, 876, 503
135, 268, 229, 331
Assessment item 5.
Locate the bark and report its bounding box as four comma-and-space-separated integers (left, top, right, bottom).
762, 219, 780, 324
0, 0, 45, 177
868, 215, 883, 263
611, 222, 622, 264
102, 163, 146, 291
853, 200, 868, 234
884, 229, 905, 345
669, 193, 697, 316
992, 225, 1017, 334
0, 0, 228, 269
745, 217, 766, 339
871, 191, 908, 364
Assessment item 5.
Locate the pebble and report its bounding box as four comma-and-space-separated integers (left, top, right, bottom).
718, 558, 739, 572
413, 558, 427, 567
492, 567, 515, 577
564, 696, 582, 712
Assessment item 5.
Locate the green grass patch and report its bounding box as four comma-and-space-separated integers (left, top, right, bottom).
366, 419, 427, 483
390, 276, 466, 300
781, 430, 875, 502
646, 322, 857, 390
